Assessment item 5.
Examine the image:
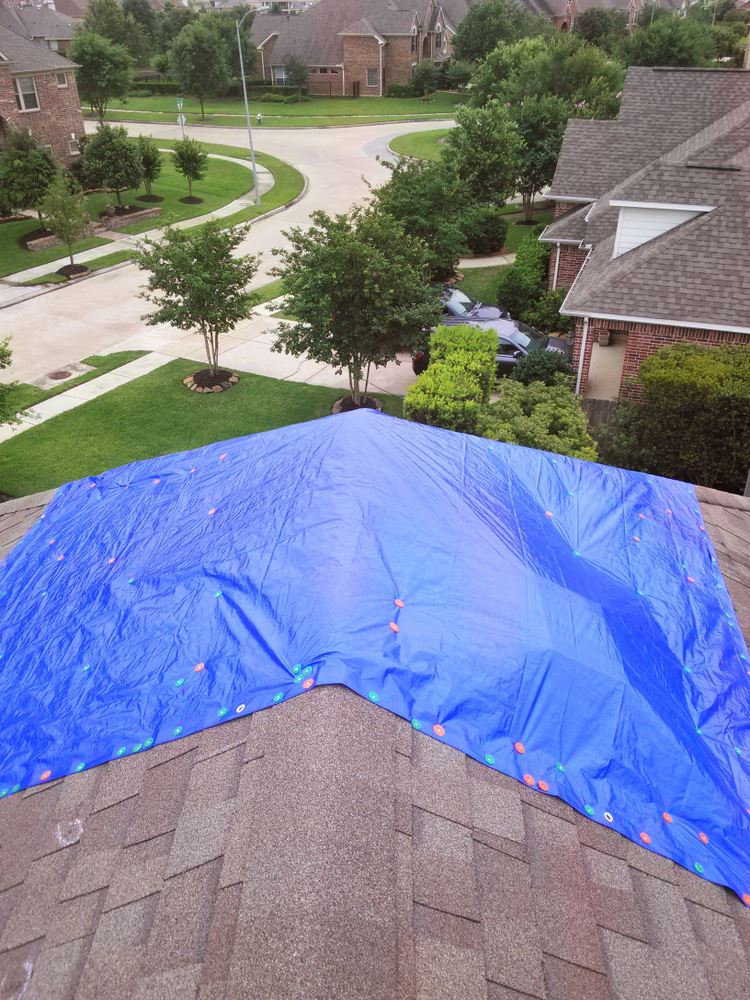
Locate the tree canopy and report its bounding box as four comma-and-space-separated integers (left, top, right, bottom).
572, 8, 628, 53
453, 0, 550, 64
443, 100, 523, 205
271, 206, 442, 405
0, 131, 57, 218
615, 15, 716, 67
69, 31, 132, 123
0, 340, 19, 430
169, 20, 231, 118
82, 0, 150, 65
39, 176, 89, 268
83, 125, 143, 205
135, 221, 258, 377
510, 94, 570, 222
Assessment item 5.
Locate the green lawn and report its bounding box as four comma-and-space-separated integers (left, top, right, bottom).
100, 91, 466, 127
504, 210, 554, 252
389, 128, 450, 161
10, 144, 304, 284
457, 265, 509, 304
8, 352, 147, 413
0, 220, 107, 280
0, 360, 403, 497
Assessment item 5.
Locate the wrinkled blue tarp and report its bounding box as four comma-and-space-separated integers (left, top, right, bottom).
0, 409, 748, 902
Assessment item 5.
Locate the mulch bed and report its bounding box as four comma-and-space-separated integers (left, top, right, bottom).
183, 368, 239, 393
136, 194, 164, 204
99, 205, 143, 219
179, 196, 203, 205
18, 228, 54, 249
333, 396, 383, 414
0, 215, 26, 225
56, 264, 90, 279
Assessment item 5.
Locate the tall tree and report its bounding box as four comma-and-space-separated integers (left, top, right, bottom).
271, 207, 442, 406
284, 55, 309, 95
172, 137, 208, 199
453, 0, 550, 64
0, 129, 57, 219
204, 11, 256, 78
136, 137, 162, 199
169, 20, 231, 118
156, 2, 197, 53
82, 0, 150, 64
135, 222, 258, 379
83, 125, 143, 205
573, 8, 628, 53
443, 100, 523, 205
69, 31, 132, 123
616, 16, 716, 67
39, 176, 89, 269
510, 94, 570, 222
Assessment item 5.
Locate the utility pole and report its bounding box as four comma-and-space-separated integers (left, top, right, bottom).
236, 12, 261, 207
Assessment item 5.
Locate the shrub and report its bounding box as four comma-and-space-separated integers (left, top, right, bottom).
460, 203, 508, 255
496, 231, 550, 316
404, 359, 486, 433
259, 92, 286, 103
599, 343, 750, 492
430, 325, 497, 398
477, 377, 598, 461
521, 288, 574, 335
283, 94, 312, 104
511, 347, 572, 385
385, 82, 418, 98
83, 124, 143, 205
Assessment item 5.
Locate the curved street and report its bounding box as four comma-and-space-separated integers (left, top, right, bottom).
1, 119, 453, 384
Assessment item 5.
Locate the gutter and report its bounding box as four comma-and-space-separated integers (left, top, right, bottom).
575, 316, 589, 396
551, 244, 560, 291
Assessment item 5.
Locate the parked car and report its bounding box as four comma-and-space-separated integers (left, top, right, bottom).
412, 318, 572, 376
439, 286, 507, 325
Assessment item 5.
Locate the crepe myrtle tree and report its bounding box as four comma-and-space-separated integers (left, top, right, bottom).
69, 31, 132, 124
83, 124, 143, 206
172, 137, 208, 199
39, 175, 90, 269
271, 206, 442, 407
134, 221, 258, 379
136, 137, 162, 199
0, 129, 57, 220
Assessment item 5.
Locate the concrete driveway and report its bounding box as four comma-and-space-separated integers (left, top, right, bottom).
1, 119, 453, 388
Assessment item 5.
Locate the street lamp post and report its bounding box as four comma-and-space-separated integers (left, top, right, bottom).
236, 12, 260, 207
176, 95, 185, 139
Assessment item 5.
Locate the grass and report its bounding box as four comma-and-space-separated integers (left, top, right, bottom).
252, 277, 285, 305
389, 128, 450, 161
0, 220, 107, 280
12, 144, 304, 284
504, 210, 554, 252
0, 359, 403, 497
99, 91, 465, 127
8, 351, 147, 413
457, 265, 509, 304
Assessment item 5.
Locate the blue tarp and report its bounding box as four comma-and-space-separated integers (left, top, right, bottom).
0, 409, 748, 902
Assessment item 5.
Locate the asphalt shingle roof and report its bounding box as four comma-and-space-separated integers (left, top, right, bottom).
0, 484, 748, 998
0, 21, 77, 72
0, 2, 75, 42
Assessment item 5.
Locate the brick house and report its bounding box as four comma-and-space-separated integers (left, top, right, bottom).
540, 66, 750, 400
0, 1, 76, 55
521, 0, 684, 33
251, 0, 476, 97
0, 22, 84, 166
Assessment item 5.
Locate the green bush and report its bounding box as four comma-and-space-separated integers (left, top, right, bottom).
496, 230, 550, 315
599, 342, 750, 492
404, 360, 486, 432
430, 324, 497, 398
385, 82, 418, 98
511, 348, 572, 385
259, 92, 286, 103
521, 288, 574, 335
477, 377, 598, 461
460, 203, 508, 255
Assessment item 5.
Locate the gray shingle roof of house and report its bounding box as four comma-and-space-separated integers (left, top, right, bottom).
0, 21, 76, 72
545, 67, 750, 331
0, 483, 749, 998
0, 2, 75, 41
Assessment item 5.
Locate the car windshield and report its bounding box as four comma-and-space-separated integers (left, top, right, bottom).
513, 321, 548, 353
444, 289, 476, 316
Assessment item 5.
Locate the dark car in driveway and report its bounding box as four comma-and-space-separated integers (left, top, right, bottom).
412, 317, 572, 376
439, 286, 507, 324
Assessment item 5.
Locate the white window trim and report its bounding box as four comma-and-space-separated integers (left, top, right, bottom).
56, 71, 68, 89
366, 67, 379, 88
14, 75, 40, 112
609, 199, 715, 212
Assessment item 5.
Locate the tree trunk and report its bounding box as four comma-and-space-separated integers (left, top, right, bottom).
67, 241, 74, 268
200, 95, 205, 119
522, 191, 533, 225
145, 178, 151, 196
115, 188, 122, 206
188, 176, 193, 197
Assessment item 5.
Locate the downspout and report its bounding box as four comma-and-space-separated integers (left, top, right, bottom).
260, 47, 265, 80
552, 243, 561, 290
379, 41, 384, 97
341, 63, 345, 95
575, 316, 589, 396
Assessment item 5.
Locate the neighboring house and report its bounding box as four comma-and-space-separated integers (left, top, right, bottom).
0, 22, 84, 165
0, 484, 748, 998
251, 0, 477, 97
540, 66, 750, 399
0, 0, 76, 54
522, 0, 685, 32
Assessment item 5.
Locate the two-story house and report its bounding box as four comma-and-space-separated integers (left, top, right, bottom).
540, 66, 750, 399
0, 21, 84, 165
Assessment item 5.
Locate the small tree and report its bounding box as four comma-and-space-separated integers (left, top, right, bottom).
0, 340, 19, 429
284, 55, 309, 95
412, 60, 438, 97
510, 345, 572, 385
83, 125, 143, 205
136, 137, 162, 198
169, 19, 231, 118
39, 175, 89, 269
69, 31, 132, 123
573, 8, 628, 52
172, 137, 208, 199
135, 221, 258, 378
271, 206, 442, 406
0, 129, 58, 220
510, 94, 570, 223
444, 59, 473, 90
477, 378, 597, 461
443, 100, 523, 205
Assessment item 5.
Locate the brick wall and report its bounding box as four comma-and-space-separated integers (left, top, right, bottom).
341, 36, 382, 96
307, 68, 344, 96
1, 66, 84, 167
383, 36, 414, 87
572, 316, 750, 398
548, 243, 588, 291
552, 200, 585, 219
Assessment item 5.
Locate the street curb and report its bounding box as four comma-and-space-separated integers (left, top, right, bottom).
0, 172, 311, 312
85, 117, 456, 132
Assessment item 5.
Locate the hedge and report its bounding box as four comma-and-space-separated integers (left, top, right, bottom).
496, 229, 550, 317
404, 324, 496, 432
127, 79, 306, 100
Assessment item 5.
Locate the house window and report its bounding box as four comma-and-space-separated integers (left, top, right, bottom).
411, 28, 417, 53
48, 39, 59, 51
272, 66, 288, 85
319, 67, 328, 74
14, 76, 39, 112
436, 29, 442, 50
330, 67, 339, 74
69, 135, 80, 156
56, 72, 68, 88
366, 68, 378, 88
